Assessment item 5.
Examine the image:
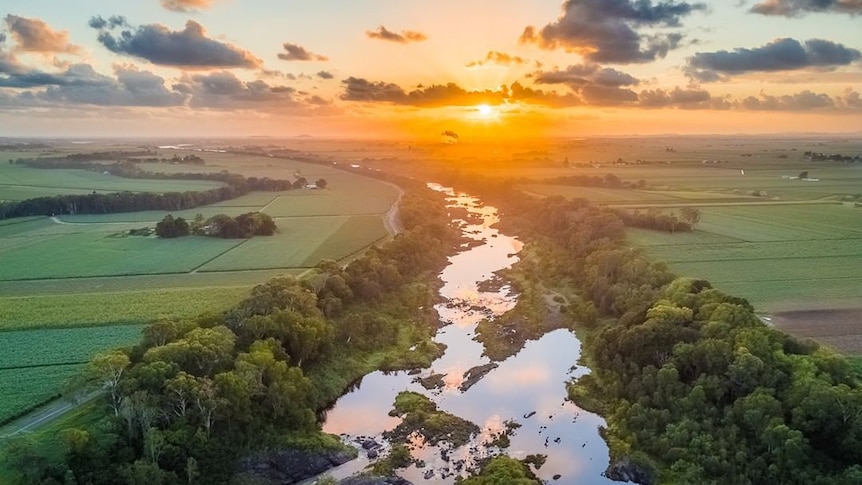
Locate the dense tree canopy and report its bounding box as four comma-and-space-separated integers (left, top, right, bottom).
4, 183, 459, 484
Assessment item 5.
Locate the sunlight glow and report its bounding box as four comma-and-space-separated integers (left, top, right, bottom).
477, 104, 493, 117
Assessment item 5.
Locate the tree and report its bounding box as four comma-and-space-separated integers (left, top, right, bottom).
315, 178, 328, 189
155, 214, 190, 238
680, 207, 702, 227
89, 350, 131, 416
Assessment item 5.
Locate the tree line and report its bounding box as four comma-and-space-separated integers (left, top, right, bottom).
155, 212, 277, 239
0, 158, 326, 220
0, 181, 460, 484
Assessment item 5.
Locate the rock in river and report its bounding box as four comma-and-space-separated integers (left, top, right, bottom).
234, 448, 355, 484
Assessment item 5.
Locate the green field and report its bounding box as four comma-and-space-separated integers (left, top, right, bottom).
0, 326, 146, 369
626, 203, 862, 311
0, 326, 147, 423
0, 366, 85, 424
198, 215, 387, 272
0, 147, 400, 423
0, 162, 225, 201
0, 225, 242, 280
0, 286, 252, 331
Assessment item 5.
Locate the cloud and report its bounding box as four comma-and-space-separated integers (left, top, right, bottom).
88, 16, 129, 30
340, 77, 581, 108
92, 19, 262, 69
0, 62, 185, 107
837, 89, 862, 109
174, 71, 326, 112
750, 0, 862, 16
4, 15, 81, 54
466, 51, 527, 68
316, 70, 334, 79
687, 38, 862, 81
365, 26, 428, 44
161, 0, 213, 13
339, 77, 408, 103
278, 42, 328, 61
520, 0, 704, 63
740, 90, 836, 110
638, 87, 731, 109
533, 63, 640, 105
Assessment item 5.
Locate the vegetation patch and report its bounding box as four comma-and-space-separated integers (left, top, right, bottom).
384, 391, 479, 447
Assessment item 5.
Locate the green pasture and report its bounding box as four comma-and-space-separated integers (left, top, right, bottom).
0, 286, 251, 331
0, 325, 146, 369
303, 215, 389, 265
0, 228, 242, 281
198, 215, 387, 271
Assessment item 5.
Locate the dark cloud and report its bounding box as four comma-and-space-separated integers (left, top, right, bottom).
687, 38, 861, 81
88, 16, 128, 30
466, 51, 527, 67
505, 82, 582, 107
751, 0, 862, 16
534, 63, 640, 87
316, 70, 334, 80
740, 90, 836, 110
4, 14, 81, 54
0, 33, 6, 44
173, 71, 325, 112
161, 0, 213, 13
0, 61, 110, 89
340, 77, 580, 108
278, 42, 328, 61
533, 63, 640, 105
520, 0, 704, 63
366, 26, 428, 44
0, 62, 184, 107
92, 19, 262, 69
340, 77, 408, 103
637, 86, 731, 109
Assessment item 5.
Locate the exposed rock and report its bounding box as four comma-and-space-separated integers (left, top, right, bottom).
414, 372, 445, 390
604, 457, 654, 485
362, 439, 379, 450
235, 448, 355, 484
459, 362, 499, 392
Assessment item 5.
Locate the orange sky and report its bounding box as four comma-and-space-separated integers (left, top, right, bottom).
0, 1, 860, 138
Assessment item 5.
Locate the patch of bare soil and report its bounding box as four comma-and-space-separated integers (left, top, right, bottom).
771, 308, 862, 354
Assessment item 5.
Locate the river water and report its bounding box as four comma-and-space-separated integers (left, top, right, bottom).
321, 184, 618, 484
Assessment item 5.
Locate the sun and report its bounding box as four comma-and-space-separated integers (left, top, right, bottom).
477, 104, 493, 117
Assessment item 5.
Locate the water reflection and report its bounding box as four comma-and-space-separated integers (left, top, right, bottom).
321, 185, 617, 484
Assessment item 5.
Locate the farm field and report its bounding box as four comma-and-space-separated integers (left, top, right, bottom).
0, 162, 225, 201
0, 286, 252, 331
626, 203, 862, 313
0, 325, 146, 424
0, 145, 400, 423
625, 202, 862, 354
198, 215, 387, 272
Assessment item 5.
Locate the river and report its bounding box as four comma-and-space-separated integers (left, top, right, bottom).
320, 184, 618, 484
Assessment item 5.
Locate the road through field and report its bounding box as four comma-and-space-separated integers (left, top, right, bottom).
0, 390, 101, 438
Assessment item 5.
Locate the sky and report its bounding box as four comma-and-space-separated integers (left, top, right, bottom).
0, 0, 860, 138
